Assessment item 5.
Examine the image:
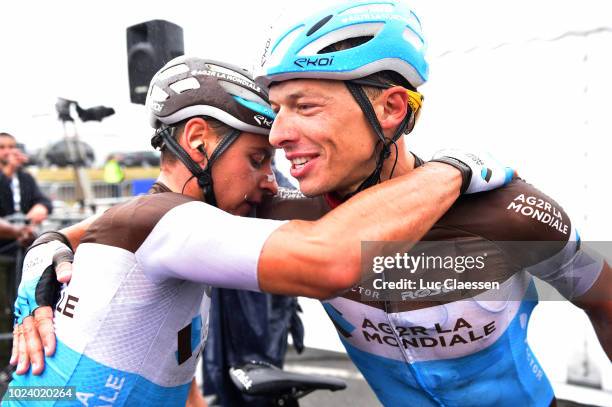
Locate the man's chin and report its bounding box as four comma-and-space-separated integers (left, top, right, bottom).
297, 178, 334, 198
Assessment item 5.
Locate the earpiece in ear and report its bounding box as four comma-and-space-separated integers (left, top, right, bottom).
197, 144, 206, 154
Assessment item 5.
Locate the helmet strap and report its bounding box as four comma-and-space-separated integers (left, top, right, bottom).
156, 125, 240, 207
344, 81, 412, 199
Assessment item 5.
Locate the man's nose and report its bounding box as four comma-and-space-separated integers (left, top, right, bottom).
269, 111, 298, 149
261, 170, 278, 196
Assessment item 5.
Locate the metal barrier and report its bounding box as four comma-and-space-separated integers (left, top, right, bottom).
39, 181, 133, 203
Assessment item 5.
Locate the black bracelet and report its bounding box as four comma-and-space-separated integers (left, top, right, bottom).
429, 157, 472, 195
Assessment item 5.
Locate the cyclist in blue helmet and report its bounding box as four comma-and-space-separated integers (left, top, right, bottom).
253, 1, 611, 406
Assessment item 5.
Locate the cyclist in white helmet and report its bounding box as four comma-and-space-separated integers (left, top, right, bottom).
5, 54, 510, 406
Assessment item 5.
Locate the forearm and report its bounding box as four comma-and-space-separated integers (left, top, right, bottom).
59, 213, 102, 249
0, 218, 19, 239
259, 163, 461, 297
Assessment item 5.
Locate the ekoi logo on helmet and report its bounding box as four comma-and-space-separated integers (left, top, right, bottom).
150, 102, 164, 113
293, 56, 335, 68
254, 115, 273, 127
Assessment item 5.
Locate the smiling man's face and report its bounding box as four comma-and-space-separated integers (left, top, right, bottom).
268, 79, 378, 197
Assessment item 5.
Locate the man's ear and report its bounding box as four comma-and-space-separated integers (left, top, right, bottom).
182, 118, 214, 156
376, 87, 410, 131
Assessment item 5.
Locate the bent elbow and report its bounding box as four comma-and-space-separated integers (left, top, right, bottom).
319, 263, 360, 299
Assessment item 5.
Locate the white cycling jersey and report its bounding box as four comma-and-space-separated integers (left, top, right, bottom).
7, 183, 284, 406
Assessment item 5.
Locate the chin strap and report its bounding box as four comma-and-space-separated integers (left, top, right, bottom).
343, 81, 412, 200
153, 125, 241, 207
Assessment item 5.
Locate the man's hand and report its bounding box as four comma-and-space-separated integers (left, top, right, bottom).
431, 149, 515, 194
26, 203, 49, 225
11, 232, 74, 374
11, 307, 55, 375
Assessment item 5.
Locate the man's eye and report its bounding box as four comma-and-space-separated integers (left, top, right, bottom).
250, 155, 265, 168
297, 104, 315, 112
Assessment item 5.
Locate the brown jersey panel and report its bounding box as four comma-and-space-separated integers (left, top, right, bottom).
257, 188, 329, 221
433, 178, 572, 269
82, 192, 195, 253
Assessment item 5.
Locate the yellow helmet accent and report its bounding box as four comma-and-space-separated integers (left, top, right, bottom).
406, 89, 423, 114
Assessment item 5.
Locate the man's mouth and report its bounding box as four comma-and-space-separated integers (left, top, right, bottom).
287, 154, 319, 178
290, 156, 311, 170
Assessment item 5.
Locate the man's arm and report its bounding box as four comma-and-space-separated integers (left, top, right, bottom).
573, 261, 612, 360
60, 214, 101, 251
259, 162, 460, 298
0, 217, 24, 240
138, 162, 462, 298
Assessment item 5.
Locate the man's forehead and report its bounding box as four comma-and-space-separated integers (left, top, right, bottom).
243, 133, 275, 152
0, 137, 15, 146
269, 78, 336, 101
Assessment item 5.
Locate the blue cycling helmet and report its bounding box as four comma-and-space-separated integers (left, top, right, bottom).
256, 1, 428, 88
256, 1, 428, 197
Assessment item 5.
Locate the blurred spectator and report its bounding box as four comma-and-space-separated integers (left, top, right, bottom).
0, 132, 53, 367
103, 153, 125, 198
0, 133, 51, 227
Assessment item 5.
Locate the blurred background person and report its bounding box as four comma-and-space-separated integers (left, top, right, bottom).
0, 132, 52, 226
0, 131, 52, 369
103, 153, 125, 198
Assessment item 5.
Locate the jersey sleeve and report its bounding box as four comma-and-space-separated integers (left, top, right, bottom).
136, 201, 286, 290
439, 179, 604, 299
494, 180, 604, 298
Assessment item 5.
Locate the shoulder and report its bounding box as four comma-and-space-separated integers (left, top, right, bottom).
82, 192, 196, 252
434, 179, 576, 268
438, 178, 573, 242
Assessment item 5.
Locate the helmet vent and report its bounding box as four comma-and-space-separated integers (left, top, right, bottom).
402, 27, 424, 51
307, 14, 333, 36
406, 11, 422, 32
157, 63, 189, 81
169, 77, 200, 94
150, 85, 169, 102
300, 23, 382, 56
